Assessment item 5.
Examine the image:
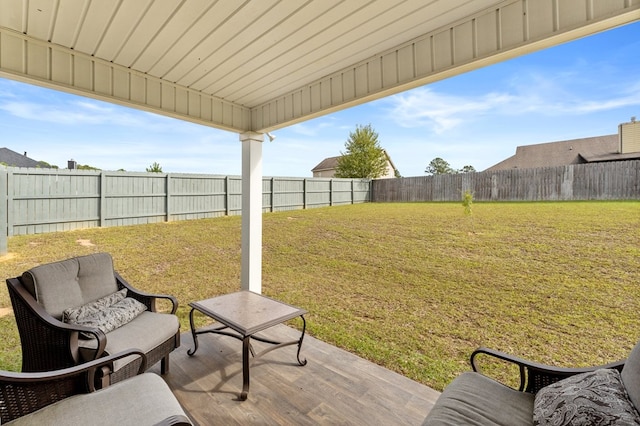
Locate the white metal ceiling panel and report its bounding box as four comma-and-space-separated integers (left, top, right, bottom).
92, 0, 155, 61
557, 0, 587, 29
127, 0, 210, 72
113, 0, 182, 67
526, 0, 555, 40
25, 0, 53, 41
205, 0, 374, 102
0, 0, 638, 133
73, 1, 121, 54
49, 0, 87, 48
226, 0, 495, 106
185, 0, 346, 94
170, 0, 286, 87
251, 0, 640, 131
147, 1, 251, 79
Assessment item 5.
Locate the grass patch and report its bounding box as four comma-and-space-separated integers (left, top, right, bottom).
0, 201, 638, 391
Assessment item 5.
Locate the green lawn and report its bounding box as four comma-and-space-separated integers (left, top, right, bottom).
0, 201, 638, 391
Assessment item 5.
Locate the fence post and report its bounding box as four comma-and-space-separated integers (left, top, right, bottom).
303, 178, 307, 209
369, 179, 374, 202
100, 171, 107, 228
329, 179, 333, 206
165, 173, 172, 222
351, 179, 355, 204
271, 177, 275, 213
225, 176, 230, 216
0, 168, 7, 255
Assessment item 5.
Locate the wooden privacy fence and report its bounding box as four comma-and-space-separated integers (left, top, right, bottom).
0, 168, 371, 251
372, 160, 640, 202
2, 161, 638, 254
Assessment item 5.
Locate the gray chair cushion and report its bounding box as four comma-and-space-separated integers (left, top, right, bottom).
22, 253, 119, 319
80, 311, 180, 371
5, 373, 189, 425
422, 372, 535, 426
622, 342, 640, 412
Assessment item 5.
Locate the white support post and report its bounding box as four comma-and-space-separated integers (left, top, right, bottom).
0, 168, 7, 255
239, 132, 264, 294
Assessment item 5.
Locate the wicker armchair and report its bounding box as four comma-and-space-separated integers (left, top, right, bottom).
7, 253, 180, 385
470, 347, 625, 394
423, 343, 637, 425
0, 349, 192, 425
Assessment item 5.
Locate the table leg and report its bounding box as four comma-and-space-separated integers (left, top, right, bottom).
240, 336, 250, 400
187, 307, 199, 356
296, 315, 308, 366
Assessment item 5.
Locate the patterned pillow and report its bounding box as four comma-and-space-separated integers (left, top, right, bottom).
62, 288, 127, 323
534, 368, 640, 425
64, 294, 147, 336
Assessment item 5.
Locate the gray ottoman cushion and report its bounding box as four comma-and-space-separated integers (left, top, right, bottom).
5, 373, 188, 425
423, 372, 534, 426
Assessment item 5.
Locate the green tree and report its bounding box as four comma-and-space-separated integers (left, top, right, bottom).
425, 158, 476, 175
458, 165, 476, 173
77, 164, 100, 170
335, 124, 388, 179
37, 161, 59, 169
146, 162, 163, 173
425, 157, 454, 175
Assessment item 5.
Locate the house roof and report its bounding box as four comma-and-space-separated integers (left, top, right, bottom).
0, 148, 47, 168
1, 1, 638, 134
484, 134, 630, 171
311, 156, 341, 172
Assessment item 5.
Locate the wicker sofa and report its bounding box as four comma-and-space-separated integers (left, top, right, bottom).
7, 252, 180, 385
0, 349, 191, 425
423, 341, 640, 425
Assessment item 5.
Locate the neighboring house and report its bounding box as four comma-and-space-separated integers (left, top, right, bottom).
0, 148, 51, 168
486, 120, 640, 171
311, 150, 398, 178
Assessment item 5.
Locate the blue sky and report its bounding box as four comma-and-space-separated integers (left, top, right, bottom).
1, 21, 639, 177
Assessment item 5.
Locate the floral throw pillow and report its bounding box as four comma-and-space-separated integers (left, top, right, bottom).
63, 290, 147, 336
533, 368, 640, 426
62, 288, 127, 324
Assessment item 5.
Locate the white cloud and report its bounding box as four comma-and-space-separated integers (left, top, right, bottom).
0, 98, 153, 127
384, 71, 640, 135
571, 83, 640, 113
384, 88, 513, 133
288, 118, 342, 137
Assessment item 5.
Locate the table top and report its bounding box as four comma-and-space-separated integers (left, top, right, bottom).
189, 291, 307, 336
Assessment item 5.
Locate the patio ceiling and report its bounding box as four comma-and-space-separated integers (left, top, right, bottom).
1, 0, 639, 134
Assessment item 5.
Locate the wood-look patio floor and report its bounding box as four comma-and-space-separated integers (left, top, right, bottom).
149, 324, 440, 425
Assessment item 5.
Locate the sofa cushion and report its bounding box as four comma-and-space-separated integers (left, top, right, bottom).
622, 342, 640, 412
63, 288, 127, 324
65, 296, 147, 336
422, 372, 535, 425
79, 311, 179, 371
5, 373, 189, 426
533, 368, 640, 426
22, 253, 119, 319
